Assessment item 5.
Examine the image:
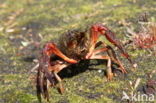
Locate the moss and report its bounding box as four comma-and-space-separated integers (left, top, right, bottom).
0, 0, 156, 102
0, 74, 38, 103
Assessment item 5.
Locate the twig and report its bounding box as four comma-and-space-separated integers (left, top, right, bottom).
29, 63, 39, 73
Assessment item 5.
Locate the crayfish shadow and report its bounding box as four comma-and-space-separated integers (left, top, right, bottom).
58, 59, 121, 79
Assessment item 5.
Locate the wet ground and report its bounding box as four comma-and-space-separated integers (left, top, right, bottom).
0, 0, 156, 103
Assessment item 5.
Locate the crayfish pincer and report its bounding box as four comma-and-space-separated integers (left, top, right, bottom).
36, 23, 135, 101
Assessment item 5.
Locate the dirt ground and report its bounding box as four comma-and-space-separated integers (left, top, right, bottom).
0, 0, 156, 103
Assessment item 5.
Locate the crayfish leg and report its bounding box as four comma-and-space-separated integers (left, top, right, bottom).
106, 58, 114, 80
106, 45, 127, 74
54, 72, 64, 94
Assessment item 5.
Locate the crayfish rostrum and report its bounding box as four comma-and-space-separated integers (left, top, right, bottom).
36, 23, 135, 101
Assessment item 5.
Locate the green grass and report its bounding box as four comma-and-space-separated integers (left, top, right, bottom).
0, 0, 156, 103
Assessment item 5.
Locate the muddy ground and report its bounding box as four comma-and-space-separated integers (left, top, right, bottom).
0, 0, 156, 103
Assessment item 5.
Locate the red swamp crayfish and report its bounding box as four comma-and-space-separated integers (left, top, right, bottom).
36, 23, 136, 101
